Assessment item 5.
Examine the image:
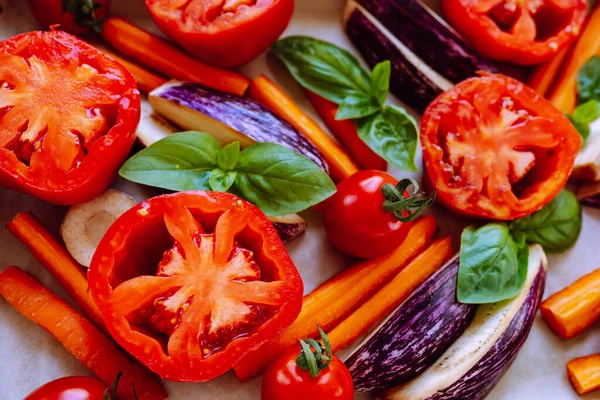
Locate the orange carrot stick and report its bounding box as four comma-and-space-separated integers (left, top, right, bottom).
233, 216, 438, 381
567, 354, 600, 395
304, 90, 387, 171
549, 6, 600, 113
248, 74, 360, 182
328, 237, 454, 353
528, 45, 572, 97
6, 212, 105, 331
0, 266, 166, 400
102, 49, 167, 93
100, 17, 250, 96
540, 267, 600, 339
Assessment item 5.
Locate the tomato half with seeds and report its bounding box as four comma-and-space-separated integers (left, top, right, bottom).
421, 74, 580, 220
88, 191, 303, 382
441, 0, 587, 65
145, 0, 294, 67
0, 30, 140, 205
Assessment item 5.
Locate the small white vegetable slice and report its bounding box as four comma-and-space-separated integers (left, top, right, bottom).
572, 118, 600, 181
61, 189, 137, 267
136, 98, 179, 148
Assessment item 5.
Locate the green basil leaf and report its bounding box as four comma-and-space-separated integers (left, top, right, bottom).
510, 190, 582, 253
209, 169, 237, 192
218, 141, 240, 171
234, 143, 336, 216
567, 113, 591, 140
568, 100, 600, 140
370, 61, 391, 106
356, 105, 418, 172
119, 131, 219, 191
577, 56, 600, 103
335, 93, 381, 120
271, 36, 371, 104
457, 223, 528, 304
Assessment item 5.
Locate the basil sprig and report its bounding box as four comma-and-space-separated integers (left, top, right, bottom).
119, 131, 336, 216
272, 36, 417, 172
457, 190, 582, 304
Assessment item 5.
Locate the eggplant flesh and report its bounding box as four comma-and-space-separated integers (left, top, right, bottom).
387, 245, 547, 400
577, 181, 600, 208
268, 214, 308, 244
572, 118, 600, 182
344, 255, 476, 392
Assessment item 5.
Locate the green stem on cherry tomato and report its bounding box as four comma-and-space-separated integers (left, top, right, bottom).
103, 371, 138, 400
296, 326, 332, 378
382, 178, 436, 222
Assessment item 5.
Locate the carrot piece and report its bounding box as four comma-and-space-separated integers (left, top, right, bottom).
6, 212, 105, 331
567, 354, 600, 395
304, 90, 387, 171
0, 266, 166, 400
100, 17, 250, 96
528, 45, 572, 97
540, 267, 600, 339
327, 237, 454, 353
102, 49, 167, 93
233, 216, 438, 381
248, 74, 360, 182
549, 6, 600, 113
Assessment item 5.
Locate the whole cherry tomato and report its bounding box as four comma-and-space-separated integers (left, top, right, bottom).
24, 376, 108, 400
323, 170, 435, 258
28, 0, 111, 35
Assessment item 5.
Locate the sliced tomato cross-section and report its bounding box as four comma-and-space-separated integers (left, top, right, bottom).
88, 191, 303, 382
0, 30, 140, 205
421, 74, 581, 220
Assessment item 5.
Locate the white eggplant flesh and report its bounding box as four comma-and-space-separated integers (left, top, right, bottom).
136, 99, 179, 147
572, 118, 600, 181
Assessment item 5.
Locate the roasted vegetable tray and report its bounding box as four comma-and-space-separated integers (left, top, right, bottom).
1, 0, 600, 399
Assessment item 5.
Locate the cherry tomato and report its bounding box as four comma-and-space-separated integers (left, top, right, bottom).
421, 73, 581, 220
28, 0, 111, 36
323, 170, 411, 259
261, 347, 354, 400
441, 0, 587, 65
25, 376, 107, 400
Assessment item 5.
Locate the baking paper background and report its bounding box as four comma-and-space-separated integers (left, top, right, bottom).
1, 0, 599, 398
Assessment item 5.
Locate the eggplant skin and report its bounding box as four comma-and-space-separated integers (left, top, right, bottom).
346, 256, 476, 392
580, 195, 600, 208
426, 264, 546, 400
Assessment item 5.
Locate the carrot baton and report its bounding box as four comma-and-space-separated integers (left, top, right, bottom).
567, 354, 600, 395
100, 17, 250, 96
0, 266, 167, 400
101, 49, 167, 93
540, 267, 600, 339
7, 212, 105, 332
528, 45, 573, 98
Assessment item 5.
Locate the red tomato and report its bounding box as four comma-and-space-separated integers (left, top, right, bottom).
262, 347, 354, 400
323, 170, 412, 259
25, 376, 107, 400
144, 0, 294, 67
28, 0, 111, 35
421, 73, 581, 220
88, 191, 304, 382
0, 30, 140, 205
441, 0, 587, 65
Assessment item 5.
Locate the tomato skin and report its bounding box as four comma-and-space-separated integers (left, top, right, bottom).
261, 347, 354, 400
24, 376, 107, 400
323, 170, 411, 259
145, 0, 294, 67
441, 0, 587, 65
28, 0, 111, 35
88, 191, 303, 382
421, 74, 581, 220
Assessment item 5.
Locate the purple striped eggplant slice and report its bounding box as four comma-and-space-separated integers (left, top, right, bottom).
148, 80, 329, 173
387, 245, 547, 400
577, 181, 600, 208
344, 255, 476, 392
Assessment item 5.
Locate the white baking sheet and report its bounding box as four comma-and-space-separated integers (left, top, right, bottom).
1, 0, 600, 399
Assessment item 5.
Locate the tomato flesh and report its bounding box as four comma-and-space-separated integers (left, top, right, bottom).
421, 74, 581, 220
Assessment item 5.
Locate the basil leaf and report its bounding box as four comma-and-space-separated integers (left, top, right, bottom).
457, 223, 528, 304
357, 105, 418, 172
119, 131, 219, 191
234, 143, 336, 216
209, 169, 237, 192
271, 36, 371, 104
335, 93, 381, 120
218, 142, 240, 171
577, 56, 600, 103
370, 61, 391, 106
510, 190, 582, 253
567, 100, 599, 140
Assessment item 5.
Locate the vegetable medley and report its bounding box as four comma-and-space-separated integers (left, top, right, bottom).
2, 0, 600, 399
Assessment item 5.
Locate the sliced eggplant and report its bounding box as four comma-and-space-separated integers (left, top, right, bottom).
269, 213, 308, 243
577, 181, 600, 207
149, 81, 329, 172
344, 255, 476, 392
386, 245, 547, 400
572, 118, 600, 181
136, 98, 179, 148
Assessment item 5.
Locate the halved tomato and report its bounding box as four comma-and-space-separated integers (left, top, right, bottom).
88, 191, 303, 382
421, 73, 581, 220
441, 0, 587, 65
